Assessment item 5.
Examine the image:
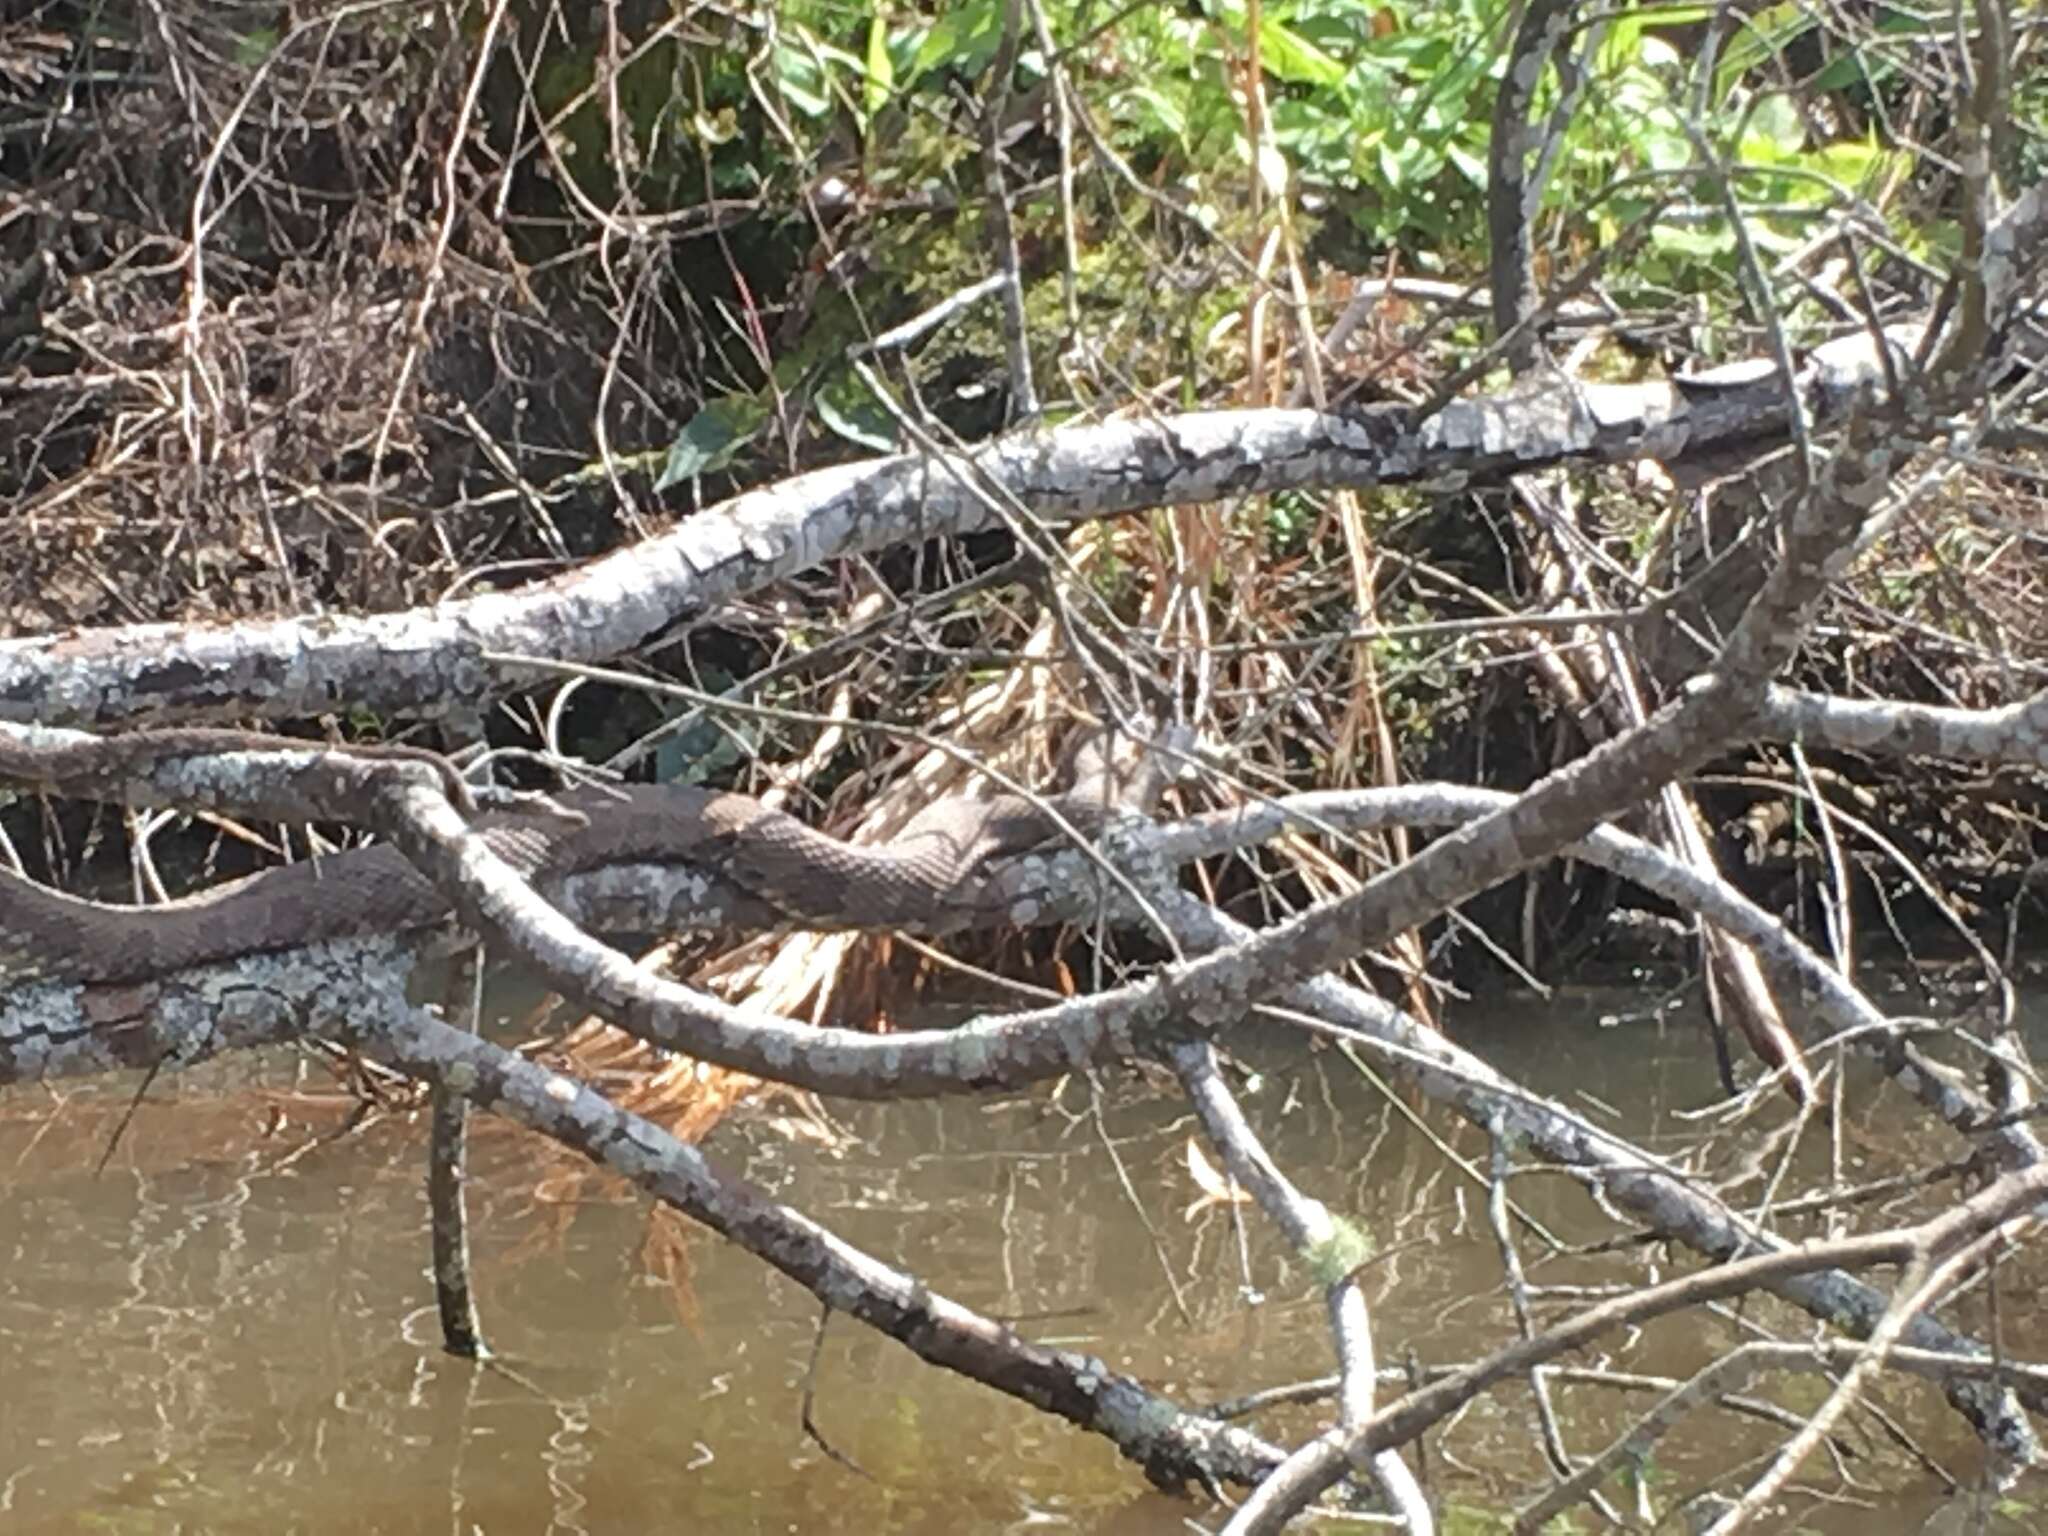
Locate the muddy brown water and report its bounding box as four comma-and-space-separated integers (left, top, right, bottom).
2, 987, 2044, 1534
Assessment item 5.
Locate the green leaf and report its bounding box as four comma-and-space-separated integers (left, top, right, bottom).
1715, 2, 1814, 105
1746, 221, 1806, 256
1117, 84, 1189, 144
1445, 142, 1488, 187
1641, 128, 1693, 172
816, 382, 897, 452
1257, 19, 1347, 87
655, 396, 766, 490
1805, 137, 1889, 190
863, 12, 893, 127
912, 0, 1005, 81
773, 40, 831, 118
1808, 45, 1879, 95
1652, 221, 1737, 259
1737, 95, 1807, 161
777, 27, 866, 122
1598, 4, 1708, 72
1377, 138, 1406, 189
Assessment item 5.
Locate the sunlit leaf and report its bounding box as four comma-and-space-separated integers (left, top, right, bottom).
1257, 19, 1347, 87
1118, 84, 1188, 143
1737, 95, 1806, 161
1377, 138, 1405, 189
1805, 137, 1890, 191
816, 383, 896, 452
773, 41, 830, 118
863, 12, 893, 127
1652, 221, 1737, 259
1445, 142, 1487, 187
912, 0, 1004, 80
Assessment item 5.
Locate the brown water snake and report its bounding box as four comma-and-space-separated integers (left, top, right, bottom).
0, 781, 1124, 984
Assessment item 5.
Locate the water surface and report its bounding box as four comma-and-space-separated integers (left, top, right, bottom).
2, 990, 2042, 1533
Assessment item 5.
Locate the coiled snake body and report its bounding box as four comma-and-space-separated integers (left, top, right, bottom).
0, 782, 1121, 985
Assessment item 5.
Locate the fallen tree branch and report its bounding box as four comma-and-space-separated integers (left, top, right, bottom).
0, 329, 1922, 729
1226, 1161, 2048, 1529
339, 989, 1299, 1496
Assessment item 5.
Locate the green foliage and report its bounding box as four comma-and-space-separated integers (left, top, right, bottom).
488, 0, 2017, 482
814, 373, 900, 452
1561, 6, 1907, 280
656, 397, 771, 490
911, 3, 1010, 82
1092, 0, 1499, 248
1259, 492, 1322, 556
